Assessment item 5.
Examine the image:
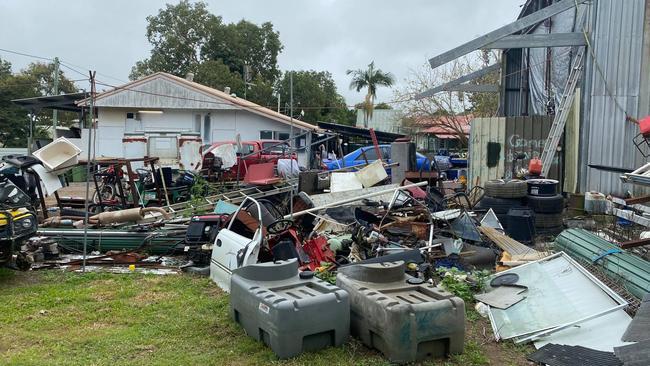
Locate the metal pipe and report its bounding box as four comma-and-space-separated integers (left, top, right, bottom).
284, 181, 428, 219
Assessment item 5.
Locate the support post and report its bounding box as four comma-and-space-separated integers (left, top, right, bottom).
52, 57, 59, 131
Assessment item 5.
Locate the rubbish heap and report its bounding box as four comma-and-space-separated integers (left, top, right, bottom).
2, 137, 650, 364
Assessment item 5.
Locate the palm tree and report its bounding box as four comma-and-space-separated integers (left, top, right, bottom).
347, 61, 395, 128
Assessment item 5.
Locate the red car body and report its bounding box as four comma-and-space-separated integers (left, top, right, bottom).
202, 140, 295, 181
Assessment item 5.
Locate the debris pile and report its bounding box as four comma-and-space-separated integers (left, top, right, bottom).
1, 136, 649, 364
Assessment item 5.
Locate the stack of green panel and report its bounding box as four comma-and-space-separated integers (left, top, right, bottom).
555, 228, 650, 299
36, 228, 184, 255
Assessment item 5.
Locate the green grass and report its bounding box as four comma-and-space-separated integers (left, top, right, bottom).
0, 269, 530, 365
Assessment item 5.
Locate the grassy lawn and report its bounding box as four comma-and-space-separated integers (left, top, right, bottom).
0, 269, 532, 366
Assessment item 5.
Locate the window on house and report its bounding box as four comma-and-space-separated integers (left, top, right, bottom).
126, 112, 135, 119
260, 130, 273, 139
277, 132, 290, 141
296, 137, 306, 148
194, 114, 201, 133
203, 114, 211, 142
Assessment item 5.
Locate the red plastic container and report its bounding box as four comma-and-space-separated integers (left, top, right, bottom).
529, 158, 543, 175
639, 116, 650, 136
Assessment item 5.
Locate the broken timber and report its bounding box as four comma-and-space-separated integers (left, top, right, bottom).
479, 226, 546, 259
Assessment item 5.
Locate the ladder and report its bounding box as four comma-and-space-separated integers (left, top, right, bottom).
539, 45, 586, 177
369, 128, 382, 162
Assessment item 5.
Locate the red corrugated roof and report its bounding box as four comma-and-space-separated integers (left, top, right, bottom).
419, 115, 472, 136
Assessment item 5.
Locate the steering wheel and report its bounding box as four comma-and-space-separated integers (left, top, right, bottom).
267, 219, 295, 234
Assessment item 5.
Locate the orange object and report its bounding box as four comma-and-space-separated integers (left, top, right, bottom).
639, 116, 650, 136
528, 158, 542, 175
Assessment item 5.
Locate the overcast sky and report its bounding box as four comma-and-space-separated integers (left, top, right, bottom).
0, 0, 523, 105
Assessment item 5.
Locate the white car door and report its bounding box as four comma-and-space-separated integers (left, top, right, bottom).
210, 197, 263, 292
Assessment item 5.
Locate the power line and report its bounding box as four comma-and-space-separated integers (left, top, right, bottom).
0, 46, 127, 85
0, 47, 54, 62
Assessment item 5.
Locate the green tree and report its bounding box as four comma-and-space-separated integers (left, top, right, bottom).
195, 60, 275, 106
195, 59, 245, 93
347, 61, 395, 128
130, 0, 218, 79
202, 20, 283, 84
130, 1, 283, 91
466, 50, 499, 117
0, 59, 79, 147
277, 70, 350, 125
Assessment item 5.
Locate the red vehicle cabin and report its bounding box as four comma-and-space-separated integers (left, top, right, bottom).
201, 140, 295, 181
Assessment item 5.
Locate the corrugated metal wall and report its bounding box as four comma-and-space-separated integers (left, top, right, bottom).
580, 0, 647, 195
503, 116, 560, 180
469, 117, 506, 187
0, 147, 28, 157
502, 49, 527, 116
469, 116, 560, 188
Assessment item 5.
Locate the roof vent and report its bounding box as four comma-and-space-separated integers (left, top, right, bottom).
185, 72, 194, 82
224, 86, 231, 95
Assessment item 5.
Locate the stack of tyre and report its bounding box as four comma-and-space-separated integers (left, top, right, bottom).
475, 179, 528, 229
526, 179, 564, 234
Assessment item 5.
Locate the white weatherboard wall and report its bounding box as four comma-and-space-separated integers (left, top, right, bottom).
468, 117, 506, 189
94, 107, 309, 163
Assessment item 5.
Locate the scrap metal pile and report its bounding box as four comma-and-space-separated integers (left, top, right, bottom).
1, 137, 649, 364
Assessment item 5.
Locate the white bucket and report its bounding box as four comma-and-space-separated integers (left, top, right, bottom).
32, 137, 82, 173
584, 191, 608, 214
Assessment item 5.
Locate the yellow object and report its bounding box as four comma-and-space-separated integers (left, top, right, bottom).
407, 262, 418, 271
459, 175, 467, 185
128, 264, 136, 272
0, 208, 30, 226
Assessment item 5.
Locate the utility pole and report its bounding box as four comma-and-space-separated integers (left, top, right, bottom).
289, 72, 294, 217
82, 71, 96, 273
52, 57, 60, 132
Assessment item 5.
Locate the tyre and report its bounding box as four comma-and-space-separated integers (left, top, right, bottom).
484, 179, 528, 198
475, 196, 526, 214
534, 213, 564, 228
527, 179, 559, 196
527, 194, 564, 214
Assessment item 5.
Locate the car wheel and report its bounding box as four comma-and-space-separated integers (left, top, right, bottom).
527, 179, 559, 196
475, 196, 526, 214
527, 194, 564, 214
484, 179, 528, 198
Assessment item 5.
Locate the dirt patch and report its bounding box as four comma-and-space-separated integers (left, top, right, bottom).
466, 316, 535, 365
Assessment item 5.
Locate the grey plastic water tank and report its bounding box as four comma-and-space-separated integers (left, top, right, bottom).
337, 261, 465, 364
229, 259, 350, 359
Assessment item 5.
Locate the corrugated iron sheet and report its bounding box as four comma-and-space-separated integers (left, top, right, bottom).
504, 115, 560, 179
468, 117, 506, 187
469, 116, 560, 188
555, 228, 650, 300
581, 0, 647, 195
0, 147, 28, 157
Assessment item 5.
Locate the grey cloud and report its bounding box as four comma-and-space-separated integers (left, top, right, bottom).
0, 0, 524, 104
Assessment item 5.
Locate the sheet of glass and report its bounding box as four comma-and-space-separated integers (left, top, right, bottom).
488, 253, 626, 340
533, 309, 633, 352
